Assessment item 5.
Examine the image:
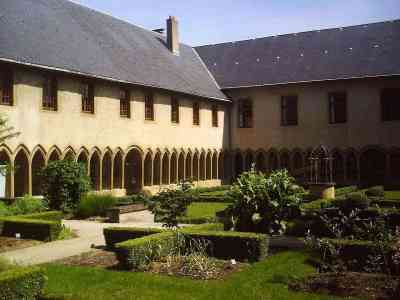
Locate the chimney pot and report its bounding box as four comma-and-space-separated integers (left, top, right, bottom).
167, 16, 179, 55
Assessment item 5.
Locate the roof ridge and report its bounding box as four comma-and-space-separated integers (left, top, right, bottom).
196, 19, 400, 48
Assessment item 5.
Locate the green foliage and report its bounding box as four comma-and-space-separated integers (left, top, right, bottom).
0, 201, 11, 217
11, 195, 48, 215
0, 114, 20, 144
0, 267, 45, 299
0, 257, 15, 273
227, 168, 303, 234
57, 225, 76, 241
366, 186, 385, 197
104, 227, 163, 248
177, 202, 229, 224
0, 211, 63, 241
334, 192, 370, 210
148, 180, 194, 228
335, 185, 358, 196
41, 160, 91, 212
76, 194, 118, 218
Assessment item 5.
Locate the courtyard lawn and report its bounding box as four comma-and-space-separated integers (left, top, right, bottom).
42, 251, 354, 300
179, 202, 229, 223
385, 191, 400, 201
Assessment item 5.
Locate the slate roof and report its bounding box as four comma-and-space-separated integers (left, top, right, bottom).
195, 20, 400, 89
0, 0, 227, 101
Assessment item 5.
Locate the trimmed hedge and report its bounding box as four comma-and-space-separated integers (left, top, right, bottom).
0, 211, 63, 241
104, 227, 163, 248
365, 186, 385, 197
115, 231, 177, 269
183, 230, 269, 262
335, 185, 358, 196
0, 267, 46, 299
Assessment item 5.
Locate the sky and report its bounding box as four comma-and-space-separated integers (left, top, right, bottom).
71, 0, 400, 46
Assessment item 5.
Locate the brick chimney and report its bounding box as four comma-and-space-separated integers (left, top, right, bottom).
167, 16, 179, 56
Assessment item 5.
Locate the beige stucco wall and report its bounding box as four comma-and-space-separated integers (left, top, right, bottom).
0, 66, 229, 155
226, 77, 400, 151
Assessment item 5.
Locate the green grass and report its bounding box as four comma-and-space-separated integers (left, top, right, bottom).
385, 191, 400, 200
178, 202, 229, 223
42, 251, 353, 300
198, 190, 228, 197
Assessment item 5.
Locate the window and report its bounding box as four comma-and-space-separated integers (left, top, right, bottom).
329, 92, 347, 123
193, 102, 200, 125
381, 88, 400, 121
81, 82, 94, 113
145, 93, 154, 121
238, 98, 253, 128
42, 76, 57, 111
120, 88, 130, 118
212, 105, 218, 127
171, 96, 179, 123
281, 95, 298, 126
0, 68, 13, 106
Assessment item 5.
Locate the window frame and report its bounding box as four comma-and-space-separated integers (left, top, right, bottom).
381, 88, 400, 122
120, 88, 131, 118
281, 95, 298, 126
81, 82, 95, 114
238, 98, 253, 128
171, 96, 179, 124
42, 75, 58, 111
0, 67, 13, 106
193, 102, 200, 126
212, 104, 218, 127
144, 92, 154, 121
328, 91, 347, 124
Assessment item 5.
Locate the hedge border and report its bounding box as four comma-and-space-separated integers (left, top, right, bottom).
104, 227, 163, 248
0, 267, 45, 299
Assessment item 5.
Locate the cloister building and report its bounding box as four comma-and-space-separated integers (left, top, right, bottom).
0, 0, 399, 198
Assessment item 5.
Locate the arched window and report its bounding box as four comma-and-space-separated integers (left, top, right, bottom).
124, 148, 142, 194
14, 149, 29, 197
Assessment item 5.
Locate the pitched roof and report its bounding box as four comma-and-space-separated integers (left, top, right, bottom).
195, 20, 400, 89
0, 0, 227, 101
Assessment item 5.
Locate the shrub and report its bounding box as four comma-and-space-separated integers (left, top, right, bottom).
115, 231, 177, 269
148, 180, 194, 228
11, 195, 48, 215
366, 186, 385, 197
0, 211, 63, 241
76, 194, 118, 218
41, 160, 91, 212
104, 227, 163, 248
0, 201, 11, 217
0, 267, 45, 299
334, 192, 370, 210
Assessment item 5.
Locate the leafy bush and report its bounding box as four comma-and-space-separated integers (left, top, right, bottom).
0, 211, 63, 241
227, 168, 303, 234
41, 160, 91, 212
366, 186, 385, 197
0, 267, 45, 299
148, 180, 194, 228
11, 195, 48, 215
76, 194, 118, 218
0, 201, 11, 217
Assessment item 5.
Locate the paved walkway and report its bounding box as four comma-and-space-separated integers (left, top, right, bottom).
0, 210, 162, 266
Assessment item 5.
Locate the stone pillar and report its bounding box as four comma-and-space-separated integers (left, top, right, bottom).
10, 162, 15, 198
28, 159, 32, 196
110, 158, 114, 190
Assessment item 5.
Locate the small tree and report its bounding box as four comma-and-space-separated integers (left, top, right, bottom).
41, 160, 90, 211
148, 180, 194, 228
0, 114, 19, 177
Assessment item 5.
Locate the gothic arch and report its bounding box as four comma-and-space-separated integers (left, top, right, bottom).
360, 145, 386, 187
331, 148, 345, 183
31, 147, 46, 196
178, 151, 185, 182
47, 146, 61, 163
89, 149, 101, 191
113, 149, 124, 189
0, 145, 12, 197
279, 149, 291, 171
77, 147, 89, 174
255, 150, 267, 173
268, 148, 278, 172
62, 146, 76, 161
14, 146, 30, 197
212, 151, 218, 179
153, 150, 162, 185
162, 151, 170, 185
199, 150, 206, 180
206, 150, 212, 180
185, 150, 192, 180
102, 149, 112, 190
244, 149, 254, 171
192, 150, 199, 181
144, 151, 153, 187
124, 147, 143, 194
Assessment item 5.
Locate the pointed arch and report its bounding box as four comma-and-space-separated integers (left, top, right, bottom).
291, 149, 304, 180
234, 150, 243, 178
360, 146, 386, 187
113, 149, 123, 189
89, 149, 101, 191
162, 151, 170, 185
212, 151, 218, 179
47, 146, 61, 163
206, 151, 212, 180
153, 151, 161, 185
268, 148, 278, 172
199, 151, 206, 180
255, 150, 267, 173
185, 150, 192, 180
244, 150, 254, 171
178, 151, 185, 182
124, 147, 143, 194
102, 149, 112, 190
31, 148, 46, 196
0, 146, 12, 197
77, 147, 89, 174
144, 151, 153, 186
170, 151, 178, 184
14, 146, 30, 197
331, 148, 345, 183
192, 151, 199, 181
62, 146, 76, 161
279, 149, 291, 171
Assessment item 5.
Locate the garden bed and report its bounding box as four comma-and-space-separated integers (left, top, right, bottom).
290, 272, 399, 300
0, 236, 43, 253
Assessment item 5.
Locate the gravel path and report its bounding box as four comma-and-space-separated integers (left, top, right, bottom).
0, 210, 163, 266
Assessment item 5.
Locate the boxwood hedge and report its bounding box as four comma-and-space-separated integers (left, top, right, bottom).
104, 227, 163, 248
0, 267, 45, 299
